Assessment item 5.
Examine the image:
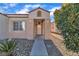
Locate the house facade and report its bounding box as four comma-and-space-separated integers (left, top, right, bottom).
0, 7, 51, 40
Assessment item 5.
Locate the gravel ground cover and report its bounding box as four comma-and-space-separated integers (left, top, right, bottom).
44, 40, 62, 56
12, 39, 34, 56
0, 39, 34, 56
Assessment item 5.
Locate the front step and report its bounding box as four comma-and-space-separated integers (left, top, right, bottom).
35, 35, 44, 39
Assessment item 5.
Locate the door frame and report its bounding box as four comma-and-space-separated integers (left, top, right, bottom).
33, 19, 45, 37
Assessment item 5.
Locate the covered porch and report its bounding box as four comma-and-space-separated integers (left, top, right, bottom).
33, 19, 45, 38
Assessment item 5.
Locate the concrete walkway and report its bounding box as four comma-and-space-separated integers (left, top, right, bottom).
30, 36, 48, 56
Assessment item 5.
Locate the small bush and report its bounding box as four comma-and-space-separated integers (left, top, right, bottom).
0, 39, 16, 55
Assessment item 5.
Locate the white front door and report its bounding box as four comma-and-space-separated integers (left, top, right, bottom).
37, 24, 41, 35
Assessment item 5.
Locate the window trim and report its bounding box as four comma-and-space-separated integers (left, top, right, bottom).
37, 11, 42, 17
13, 21, 25, 32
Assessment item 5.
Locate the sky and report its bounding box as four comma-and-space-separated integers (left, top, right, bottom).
0, 3, 62, 22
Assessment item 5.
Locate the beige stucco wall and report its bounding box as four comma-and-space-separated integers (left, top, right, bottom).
8, 17, 34, 40
0, 8, 51, 40
44, 19, 51, 40
29, 9, 50, 19
0, 14, 9, 40
29, 8, 51, 39
26, 19, 34, 39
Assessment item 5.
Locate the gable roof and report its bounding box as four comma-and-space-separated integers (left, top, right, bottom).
0, 7, 50, 17
0, 13, 8, 17
29, 7, 50, 13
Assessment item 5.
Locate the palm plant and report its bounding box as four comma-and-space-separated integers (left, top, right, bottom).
0, 39, 16, 56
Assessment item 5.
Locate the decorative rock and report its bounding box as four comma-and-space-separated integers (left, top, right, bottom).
0, 39, 34, 56
16, 48, 20, 51
47, 45, 52, 48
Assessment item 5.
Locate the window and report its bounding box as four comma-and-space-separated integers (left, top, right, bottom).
37, 11, 41, 17
13, 21, 25, 31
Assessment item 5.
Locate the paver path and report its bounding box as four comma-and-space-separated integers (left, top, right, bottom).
30, 36, 48, 56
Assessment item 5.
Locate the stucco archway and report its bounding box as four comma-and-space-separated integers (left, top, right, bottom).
33, 19, 45, 37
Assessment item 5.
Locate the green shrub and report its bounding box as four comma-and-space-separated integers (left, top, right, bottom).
0, 39, 16, 55
54, 4, 79, 52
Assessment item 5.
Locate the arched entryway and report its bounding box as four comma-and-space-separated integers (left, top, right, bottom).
34, 19, 45, 37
